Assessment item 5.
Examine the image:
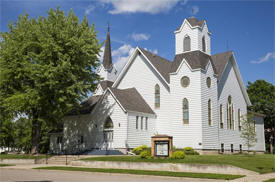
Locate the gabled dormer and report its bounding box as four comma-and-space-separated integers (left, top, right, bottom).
174, 17, 211, 55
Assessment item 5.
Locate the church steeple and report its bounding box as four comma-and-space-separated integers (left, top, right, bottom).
103, 23, 112, 70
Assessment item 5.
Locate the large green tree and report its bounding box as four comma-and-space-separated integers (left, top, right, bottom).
0, 8, 101, 154
247, 80, 275, 152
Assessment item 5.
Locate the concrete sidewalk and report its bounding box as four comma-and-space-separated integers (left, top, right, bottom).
1, 163, 275, 182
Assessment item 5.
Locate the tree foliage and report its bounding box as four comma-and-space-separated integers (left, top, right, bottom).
247, 80, 274, 130
240, 114, 257, 153
247, 80, 275, 152
0, 7, 101, 153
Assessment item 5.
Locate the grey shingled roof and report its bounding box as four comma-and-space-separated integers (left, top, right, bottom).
109, 87, 155, 115
170, 51, 218, 75
99, 80, 114, 91
68, 95, 102, 115
176, 17, 205, 31
139, 47, 172, 83
138, 48, 231, 83
211, 51, 233, 81
103, 25, 112, 70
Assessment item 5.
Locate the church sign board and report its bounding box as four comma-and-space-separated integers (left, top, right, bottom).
151, 135, 173, 157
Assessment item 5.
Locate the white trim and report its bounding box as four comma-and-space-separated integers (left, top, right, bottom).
218, 53, 251, 106
174, 19, 211, 35
170, 58, 217, 78
113, 47, 170, 88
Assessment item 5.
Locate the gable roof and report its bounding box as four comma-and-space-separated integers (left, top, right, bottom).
109, 87, 155, 115
99, 80, 114, 90
211, 51, 233, 81
171, 51, 218, 74
176, 17, 205, 31
68, 95, 102, 115
139, 47, 172, 83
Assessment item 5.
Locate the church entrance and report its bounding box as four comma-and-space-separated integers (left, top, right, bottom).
103, 116, 114, 150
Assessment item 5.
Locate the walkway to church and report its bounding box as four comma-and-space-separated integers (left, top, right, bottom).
1, 164, 275, 182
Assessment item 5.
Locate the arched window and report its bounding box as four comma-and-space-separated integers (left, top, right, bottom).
202, 36, 206, 52
238, 109, 241, 131
208, 99, 212, 125
227, 96, 234, 130
183, 35, 191, 52
104, 116, 114, 129
220, 104, 223, 128
183, 98, 189, 124
155, 84, 160, 108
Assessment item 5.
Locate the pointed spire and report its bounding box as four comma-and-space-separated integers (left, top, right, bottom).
103, 22, 112, 70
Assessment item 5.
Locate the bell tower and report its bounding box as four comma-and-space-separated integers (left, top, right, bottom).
174, 17, 211, 55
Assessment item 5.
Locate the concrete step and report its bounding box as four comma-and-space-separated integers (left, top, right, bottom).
83, 150, 124, 155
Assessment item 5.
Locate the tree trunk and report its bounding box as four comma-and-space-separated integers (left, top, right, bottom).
31, 109, 41, 154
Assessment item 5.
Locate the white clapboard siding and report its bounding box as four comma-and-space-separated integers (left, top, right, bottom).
127, 113, 156, 148
169, 61, 203, 149
201, 62, 219, 150
116, 53, 171, 136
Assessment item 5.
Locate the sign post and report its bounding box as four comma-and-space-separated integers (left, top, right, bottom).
151, 135, 173, 157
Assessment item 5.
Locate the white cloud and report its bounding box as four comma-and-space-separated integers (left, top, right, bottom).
111, 44, 159, 73
85, 5, 95, 15
113, 44, 135, 72
144, 48, 158, 54
251, 52, 275, 64
98, 46, 105, 62
191, 6, 199, 15
100, 0, 180, 14
131, 33, 150, 41
181, 0, 188, 6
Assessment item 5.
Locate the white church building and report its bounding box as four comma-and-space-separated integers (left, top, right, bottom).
50, 17, 265, 154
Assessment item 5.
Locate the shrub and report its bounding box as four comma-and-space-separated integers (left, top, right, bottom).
170, 151, 185, 159
183, 147, 199, 155
139, 150, 151, 159
132, 145, 148, 155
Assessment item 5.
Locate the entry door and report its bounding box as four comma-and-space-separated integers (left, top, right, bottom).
103, 130, 113, 149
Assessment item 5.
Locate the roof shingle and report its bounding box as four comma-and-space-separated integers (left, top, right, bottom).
139, 47, 172, 83
109, 87, 155, 115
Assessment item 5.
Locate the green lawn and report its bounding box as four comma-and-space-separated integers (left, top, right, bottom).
0, 164, 13, 167
82, 154, 275, 174
0, 154, 46, 159
264, 178, 275, 182
35, 166, 244, 180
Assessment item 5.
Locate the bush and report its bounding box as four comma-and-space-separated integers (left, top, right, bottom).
183, 147, 199, 155
132, 145, 148, 155
139, 150, 151, 159
170, 151, 185, 159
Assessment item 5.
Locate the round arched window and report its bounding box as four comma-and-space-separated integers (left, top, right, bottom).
206, 77, 211, 88
228, 95, 232, 104
181, 76, 190, 87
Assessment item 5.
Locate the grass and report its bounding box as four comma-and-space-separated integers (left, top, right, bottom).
0, 154, 46, 159
81, 154, 275, 174
35, 166, 244, 180
0, 163, 14, 167
264, 178, 275, 182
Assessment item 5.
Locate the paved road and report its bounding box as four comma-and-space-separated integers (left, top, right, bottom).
0, 168, 224, 182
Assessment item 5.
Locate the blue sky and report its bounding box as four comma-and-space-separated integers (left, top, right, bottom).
1, 0, 274, 85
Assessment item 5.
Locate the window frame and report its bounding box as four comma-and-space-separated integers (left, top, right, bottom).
220, 104, 223, 129
183, 35, 191, 52
182, 98, 189, 124
141, 116, 143, 130
136, 116, 139, 130
145, 117, 148, 130
202, 36, 206, 52
208, 99, 212, 126
155, 84, 160, 108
